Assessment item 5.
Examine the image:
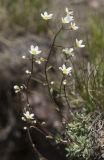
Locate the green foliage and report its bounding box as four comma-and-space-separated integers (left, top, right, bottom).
0, 0, 48, 33
66, 16, 104, 112
88, 16, 104, 61
72, 58, 104, 112
79, 16, 104, 111
65, 112, 92, 160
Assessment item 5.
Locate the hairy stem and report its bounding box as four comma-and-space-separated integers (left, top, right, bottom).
26, 55, 34, 109
27, 128, 43, 160
45, 25, 63, 104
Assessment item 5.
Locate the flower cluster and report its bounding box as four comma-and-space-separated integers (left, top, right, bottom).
22, 44, 47, 67
61, 8, 78, 32
60, 8, 85, 77
62, 8, 74, 24
13, 9, 87, 157
25, 70, 31, 74
14, 85, 24, 93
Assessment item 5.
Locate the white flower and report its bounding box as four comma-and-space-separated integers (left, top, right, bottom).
65, 8, 73, 15
14, 85, 20, 90
14, 85, 21, 93
70, 22, 78, 30
25, 70, 31, 74
41, 122, 46, 125
41, 11, 53, 20
59, 64, 72, 75
20, 85, 24, 89
50, 81, 54, 85
33, 120, 37, 124
76, 39, 85, 48
22, 55, 26, 59
63, 79, 67, 85
22, 111, 34, 121
62, 14, 74, 24
29, 45, 41, 55
62, 48, 74, 56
